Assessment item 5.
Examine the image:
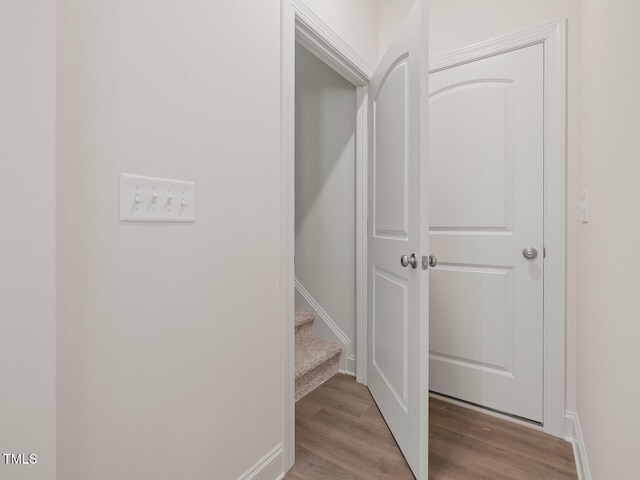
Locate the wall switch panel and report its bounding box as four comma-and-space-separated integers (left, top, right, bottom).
120, 174, 195, 222
579, 189, 589, 223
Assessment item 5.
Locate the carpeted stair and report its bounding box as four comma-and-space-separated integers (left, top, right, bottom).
295, 309, 342, 401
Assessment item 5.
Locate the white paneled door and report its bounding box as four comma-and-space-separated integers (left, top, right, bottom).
367, 2, 429, 478
428, 45, 544, 423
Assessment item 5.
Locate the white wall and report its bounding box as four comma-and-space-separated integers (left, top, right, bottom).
56, 1, 283, 479
378, 0, 416, 59
0, 2, 56, 479
300, 0, 417, 68
428, 0, 581, 415
295, 45, 357, 375
577, 1, 640, 478
299, 0, 379, 68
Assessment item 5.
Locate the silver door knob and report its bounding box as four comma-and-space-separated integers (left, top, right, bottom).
400, 254, 418, 269
428, 255, 437, 267
522, 247, 538, 259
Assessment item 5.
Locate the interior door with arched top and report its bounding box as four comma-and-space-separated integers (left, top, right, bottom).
428, 44, 544, 423
367, 1, 429, 478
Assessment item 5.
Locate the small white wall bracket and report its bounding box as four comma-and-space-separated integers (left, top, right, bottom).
119, 173, 195, 222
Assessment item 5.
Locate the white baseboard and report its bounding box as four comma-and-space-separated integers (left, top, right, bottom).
339, 354, 357, 377
236, 444, 284, 480
565, 412, 591, 480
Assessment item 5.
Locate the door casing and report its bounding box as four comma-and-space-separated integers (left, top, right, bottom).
280, 0, 373, 470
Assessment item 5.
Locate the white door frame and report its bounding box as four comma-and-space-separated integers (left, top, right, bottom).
429, 20, 567, 438
280, 0, 372, 470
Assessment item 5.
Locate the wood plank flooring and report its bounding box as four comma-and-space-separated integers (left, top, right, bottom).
285, 374, 577, 480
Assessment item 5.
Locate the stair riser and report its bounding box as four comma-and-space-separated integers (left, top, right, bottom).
295, 322, 314, 344
295, 353, 340, 402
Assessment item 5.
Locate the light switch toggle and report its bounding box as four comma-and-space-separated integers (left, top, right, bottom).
120, 174, 195, 222
579, 190, 589, 223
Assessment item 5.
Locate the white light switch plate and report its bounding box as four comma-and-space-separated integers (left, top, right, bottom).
579, 190, 589, 223
120, 173, 195, 222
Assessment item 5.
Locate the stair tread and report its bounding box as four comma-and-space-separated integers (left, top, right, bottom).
295, 336, 342, 380
295, 309, 315, 328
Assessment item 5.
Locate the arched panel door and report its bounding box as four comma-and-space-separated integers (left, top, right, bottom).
367, 2, 429, 478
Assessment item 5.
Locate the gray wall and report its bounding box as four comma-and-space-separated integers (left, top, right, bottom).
295, 45, 357, 374
0, 1, 56, 478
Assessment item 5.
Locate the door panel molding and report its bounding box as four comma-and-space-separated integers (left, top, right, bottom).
429, 20, 567, 438
373, 56, 410, 240
372, 266, 409, 411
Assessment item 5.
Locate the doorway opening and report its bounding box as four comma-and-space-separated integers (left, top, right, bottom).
293, 43, 358, 395
280, 2, 372, 469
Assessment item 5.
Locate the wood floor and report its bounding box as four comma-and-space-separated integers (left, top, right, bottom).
285, 374, 577, 480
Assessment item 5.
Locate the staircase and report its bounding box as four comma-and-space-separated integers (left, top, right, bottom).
295, 309, 342, 401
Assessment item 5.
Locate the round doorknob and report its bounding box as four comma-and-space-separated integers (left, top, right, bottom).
400, 254, 418, 269
522, 247, 538, 259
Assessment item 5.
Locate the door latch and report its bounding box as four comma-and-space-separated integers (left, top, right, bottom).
422, 255, 438, 270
